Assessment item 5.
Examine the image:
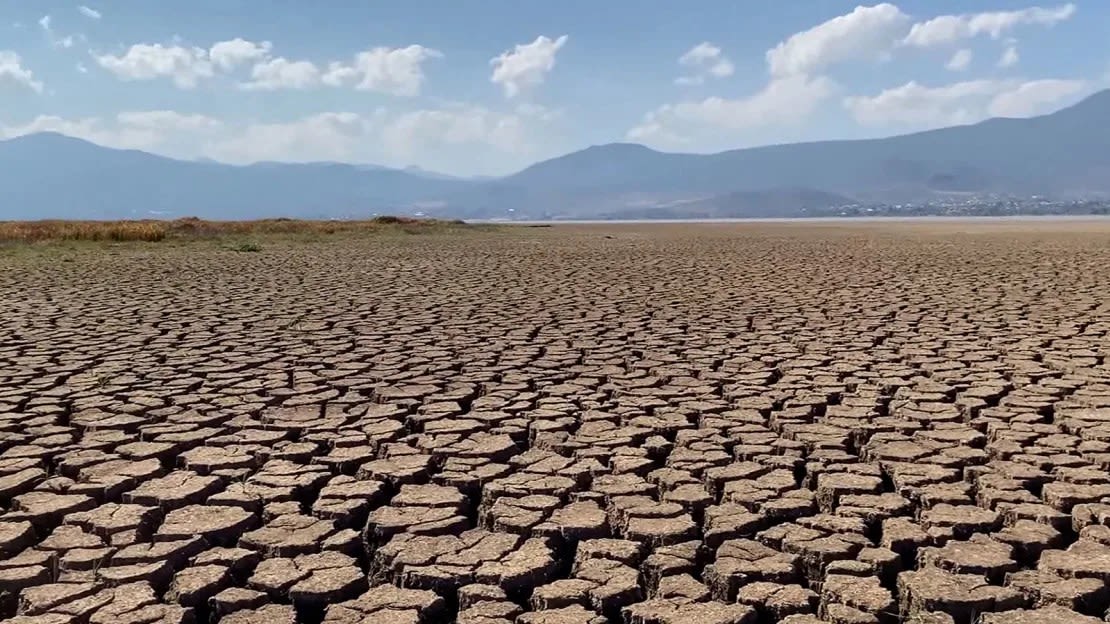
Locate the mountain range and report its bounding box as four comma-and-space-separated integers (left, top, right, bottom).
5, 90, 1110, 221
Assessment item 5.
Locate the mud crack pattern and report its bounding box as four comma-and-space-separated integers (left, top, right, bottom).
1, 222, 1109, 624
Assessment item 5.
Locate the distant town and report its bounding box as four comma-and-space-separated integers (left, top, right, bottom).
520, 195, 1110, 222
816, 196, 1110, 219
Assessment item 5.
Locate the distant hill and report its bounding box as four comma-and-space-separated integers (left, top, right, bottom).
506, 90, 1110, 201
0, 133, 468, 220
4, 90, 1110, 220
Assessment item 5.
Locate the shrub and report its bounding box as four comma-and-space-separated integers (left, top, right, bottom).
231, 241, 262, 252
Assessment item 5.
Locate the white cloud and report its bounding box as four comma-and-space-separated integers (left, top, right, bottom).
209, 38, 272, 71
94, 43, 214, 88
206, 112, 376, 163
222, 44, 441, 94
844, 77, 1088, 127
382, 106, 531, 158
2, 105, 562, 176
195, 106, 557, 174
39, 14, 77, 48
0, 111, 224, 156
631, 5, 907, 149
1, 115, 126, 145
94, 39, 436, 94
628, 74, 835, 148
628, 4, 917, 149
115, 110, 225, 132
1, 111, 350, 165
946, 49, 973, 71
674, 76, 836, 129
514, 102, 562, 123
625, 1, 1088, 154
198, 106, 554, 173
987, 79, 1087, 116
676, 42, 734, 86
903, 3, 1075, 47
626, 113, 691, 147
78, 5, 101, 20
766, 3, 910, 77
322, 45, 441, 96
382, 103, 567, 174
844, 79, 1005, 126
0, 51, 45, 93
241, 57, 320, 90
490, 35, 568, 97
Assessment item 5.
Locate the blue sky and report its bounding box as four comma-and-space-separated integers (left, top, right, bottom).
0, 1, 1103, 176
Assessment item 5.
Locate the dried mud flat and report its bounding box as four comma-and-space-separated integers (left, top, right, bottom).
1, 220, 1109, 624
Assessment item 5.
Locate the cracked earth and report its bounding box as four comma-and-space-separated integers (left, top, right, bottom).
1, 221, 1109, 624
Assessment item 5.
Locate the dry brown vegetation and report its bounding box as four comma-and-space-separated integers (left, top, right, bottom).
0, 221, 1109, 624
0, 215, 471, 244
0, 220, 169, 242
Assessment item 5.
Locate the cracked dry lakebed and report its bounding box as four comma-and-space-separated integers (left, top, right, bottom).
0, 220, 1109, 624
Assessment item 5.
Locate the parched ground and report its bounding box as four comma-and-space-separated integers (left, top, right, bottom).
1, 220, 1109, 624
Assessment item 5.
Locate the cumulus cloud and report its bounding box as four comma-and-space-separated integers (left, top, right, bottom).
209, 38, 272, 71
321, 45, 441, 96
987, 79, 1087, 116
1, 105, 561, 176
0, 110, 379, 165
201, 107, 550, 173
903, 3, 1075, 47
382, 105, 533, 159
78, 5, 101, 20
490, 35, 568, 97
239, 45, 441, 95
675, 42, 734, 86
241, 57, 321, 90
946, 49, 973, 71
1, 115, 128, 145
94, 38, 436, 95
0, 51, 45, 93
844, 79, 1005, 126
843, 77, 1088, 127
94, 43, 214, 88
627, 1, 1088, 151
766, 3, 910, 77
206, 112, 375, 163
628, 74, 835, 148
115, 110, 225, 132
94, 39, 278, 88
630, 3, 915, 148
0, 111, 224, 156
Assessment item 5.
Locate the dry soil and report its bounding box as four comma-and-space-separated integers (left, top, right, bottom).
1, 221, 1109, 624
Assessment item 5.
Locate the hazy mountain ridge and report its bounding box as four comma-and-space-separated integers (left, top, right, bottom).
5, 91, 1110, 220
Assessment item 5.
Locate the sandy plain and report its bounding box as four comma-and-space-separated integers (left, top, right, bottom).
0, 220, 1109, 624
